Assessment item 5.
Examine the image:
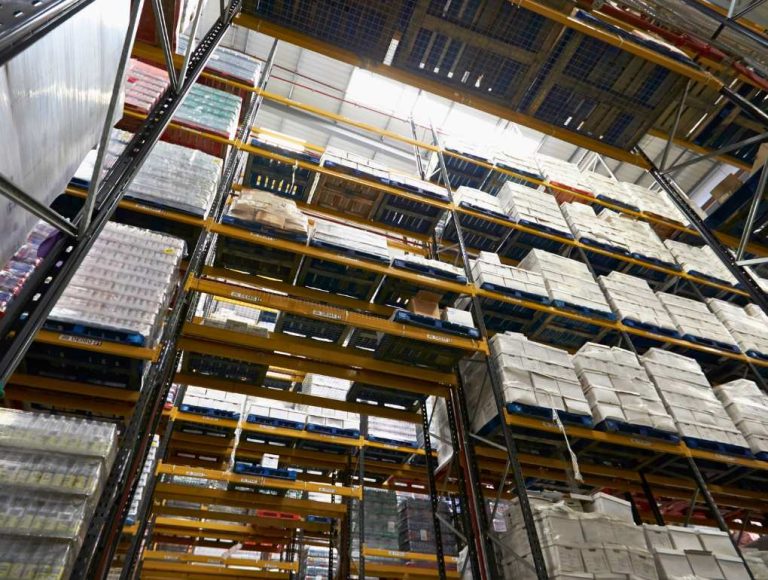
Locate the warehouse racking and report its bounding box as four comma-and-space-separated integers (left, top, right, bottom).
4, 1, 768, 579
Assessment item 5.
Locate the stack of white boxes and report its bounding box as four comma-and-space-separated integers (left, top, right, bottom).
573, 344, 677, 433
599, 210, 675, 265
227, 188, 309, 237
203, 304, 270, 337
581, 171, 633, 208
442, 307, 476, 328
182, 386, 246, 418
645, 524, 749, 580
494, 149, 542, 180
367, 417, 418, 445
598, 271, 678, 333
518, 249, 612, 315
499, 494, 659, 579
536, 155, 594, 194
126, 435, 159, 525
395, 252, 466, 281
618, 181, 689, 225
664, 240, 738, 285
461, 332, 591, 433
561, 202, 631, 252
471, 251, 549, 298
714, 379, 768, 457
707, 299, 768, 357
300, 375, 359, 432
246, 397, 306, 427
497, 181, 571, 235
656, 292, 737, 349
310, 219, 390, 262
640, 349, 748, 447
455, 186, 506, 216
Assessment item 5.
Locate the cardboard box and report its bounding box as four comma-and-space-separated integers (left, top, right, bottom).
408, 290, 441, 319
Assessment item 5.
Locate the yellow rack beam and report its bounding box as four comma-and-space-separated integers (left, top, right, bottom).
34, 329, 159, 361
143, 551, 298, 572
363, 547, 458, 564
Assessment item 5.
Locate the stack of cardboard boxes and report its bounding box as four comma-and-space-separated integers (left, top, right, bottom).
367, 416, 418, 446
518, 249, 612, 315
471, 252, 549, 299
498, 182, 571, 235
351, 488, 400, 563
598, 271, 678, 333
573, 344, 677, 433
714, 379, 768, 457
246, 397, 306, 428
561, 202, 630, 252
664, 240, 738, 285
708, 299, 768, 357
461, 332, 591, 433
227, 188, 309, 238
656, 292, 738, 349
640, 349, 748, 447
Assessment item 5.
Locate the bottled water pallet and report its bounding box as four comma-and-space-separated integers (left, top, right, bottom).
682, 334, 740, 354
477, 403, 592, 437
305, 423, 360, 439
233, 461, 297, 480
246, 414, 305, 431
347, 382, 426, 412
595, 419, 680, 443
178, 404, 241, 421
622, 318, 682, 339
392, 309, 480, 339
42, 321, 147, 347
682, 437, 753, 458
220, 215, 309, 243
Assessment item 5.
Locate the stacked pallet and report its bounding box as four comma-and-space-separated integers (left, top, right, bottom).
300, 375, 359, 435
368, 417, 418, 447
561, 202, 630, 254
582, 171, 638, 211
0, 409, 117, 579
454, 186, 507, 218
310, 219, 390, 263
708, 299, 768, 358
640, 349, 748, 451
225, 188, 309, 239
537, 155, 594, 200
181, 386, 245, 419
471, 251, 549, 299
497, 181, 571, 236
303, 546, 337, 579
518, 249, 613, 316
598, 271, 678, 335
172, 83, 242, 140
177, 34, 262, 86
461, 332, 591, 433
664, 240, 738, 286
714, 379, 768, 458
351, 488, 400, 563
246, 397, 306, 429
656, 292, 738, 350
599, 210, 675, 267
398, 497, 458, 556
124, 59, 169, 112
618, 181, 689, 225
488, 149, 543, 192
573, 344, 677, 435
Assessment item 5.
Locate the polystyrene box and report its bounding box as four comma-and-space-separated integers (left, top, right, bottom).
586, 492, 633, 523
654, 549, 693, 579
643, 525, 673, 550
668, 526, 703, 551
696, 527, 738, 558
687, 550, 724, 579
717, 555, 751, 580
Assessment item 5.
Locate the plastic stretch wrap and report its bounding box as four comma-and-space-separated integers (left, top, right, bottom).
311, 219, 390, 262
0, 489, 89, 542
0, 0, 129, 265
427, 397, 453, 468
454, 186, 505, 215
573, 343, 676, 432
0, 449, 104, 499
471, 252, 548, 298
536, 155, 593, 194
519, 249, 612, 313
598, 271, 677, 332
177, 35, 262, 85
561, 202, 630, 252
0, 221, 57, 315
124, 59, 169, 112
174, 83, 242, 139
497, 182, 570, 234
398, 497, 458, 556
367, 416, 417, 443
227, 187, 309, 236
0, 537, 76, 580
48, 222, 185, 346
714, 379, 768, 455
640, 349, 747, 446
351, 488, 400, 560
708, 299, 768, 357
126, 434, 159, 525
664, 240, 738, 285
461, 332, 590, 432
656, 292, 737, 348
618, 181, 689, 225
598, 209, 674, 264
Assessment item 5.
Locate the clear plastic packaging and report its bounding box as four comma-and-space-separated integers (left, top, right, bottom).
0, 449, 103, 497
0, 537, 76, 580
0, 489, 89, 541
174, 84, 242, 139
177, 35, 262, 86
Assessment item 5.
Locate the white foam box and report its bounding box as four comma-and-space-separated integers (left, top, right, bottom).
561, 202, 630, 252
261, 453, 279, 469
311, 219, 390, 262
581, 546, 611, 574
717, 555, 751, 580
604, 546, 633, 575
542, 543, 587, 575
654, 549, 693, 579
599, 210, 674, 263
442, 307, 475, 328
498, 181, 570, 234
455, 185, 506, 215
656, 292, 736, 346
667, 526, 703, 551
629, 548, 659, 579
708, 298, 768, 356
686, 550, 724, 579
695, 527, 738, 558
598, 271, 677, 331
586, 492, 633, 523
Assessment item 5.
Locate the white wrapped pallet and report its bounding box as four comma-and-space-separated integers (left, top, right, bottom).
455, 186, 507, 217
311, 219, 390, 262
618, 181, 689, 225
518, 249, 612, 315
461, 332, 591, 433
428, 397, 454, 469
573, 344, 676, 433
598, 271, 677, 334
561, 202, 630, 253
640, 349, 748, 448
713, 379, 768, 457
708, 299, 768, 358
301, 375, 352, 401
664, 240, 738, 286
598, 210, 675, 266
656, 292, 738, 349
367, 416, 417, 445
536, 155, 593, 194
182, 386, 245, 417
497, 182, 571, 235
471, 252, 549, 299
582, 172, 637, 210
246, 397, 306, 426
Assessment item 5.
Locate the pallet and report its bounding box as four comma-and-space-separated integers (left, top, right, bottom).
517, 219, 574, 240
275, 312, 346, 344
243, 141, 318, 202
552, 300, 617, 322
306, 515, 333, 524
687, 270, 737, 288
179, 404, 240, 421
233, 462, 297, 480
682, 334, 740, 354
246, 414, 305, 431
375, 200, 445, 235
347, 382, 426, 411
622, 318, 682, 339
367, 435, 418, 449
391, 258, 467, 284
682, 437, 753, 458
221, 215, 308, 243
305, 423, 360, 439
297, 256, 382, 301
310, 240, 390, 265
214, 237, 302, 282
42, 321, 147, 347
374, 333, 466, 372
507, 402, 593, 428
174, 421, 235, 439
392, 309, 480, 339
256, 509, 302, 521
183, 352, 268, 385
755, 451, 768, 462
629, 253, 681, 271
595, 195, 640, 213
479, 282, 551, 306
457, 201, 509, 222
580, 237, 630, 257
746, 350, 768, 361
595, 419, 680, 443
